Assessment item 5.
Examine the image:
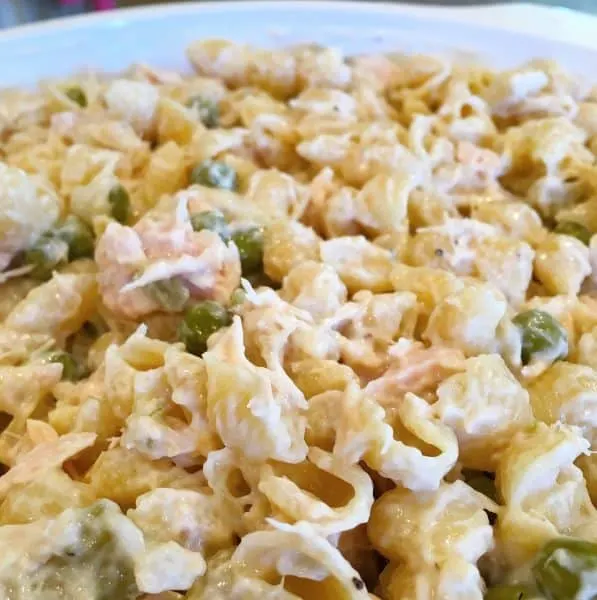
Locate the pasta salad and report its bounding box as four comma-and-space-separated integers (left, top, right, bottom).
1, 39, 597, 599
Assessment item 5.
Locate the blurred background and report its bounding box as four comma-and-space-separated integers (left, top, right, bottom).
1, 0, 596, 29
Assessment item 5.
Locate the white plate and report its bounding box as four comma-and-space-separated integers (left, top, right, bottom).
1, 1, 597, 87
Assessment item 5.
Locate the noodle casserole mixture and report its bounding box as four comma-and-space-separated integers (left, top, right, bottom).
2, 39, 597, 599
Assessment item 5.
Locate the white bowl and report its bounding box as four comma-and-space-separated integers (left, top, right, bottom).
1, 1, 597, 87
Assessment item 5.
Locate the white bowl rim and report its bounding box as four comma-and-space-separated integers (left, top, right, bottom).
0, 0, 595, 44
3, 1, 597, 86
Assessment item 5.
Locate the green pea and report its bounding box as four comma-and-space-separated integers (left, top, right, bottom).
554, 221, 592, 246
232, 227, 264, 275
230, 287, 247, 307
187, 95, 219, 128
43, 501, 139, 600
56, 215, 95, 260
108, 183, 131, 224
190, 210, 230, 240
484, 584, 538, 600
65, 86, 88, 108
463, 470, 498, 502
24, 235, 69, 280
532, 538, 597, 600
44, 350, 86, 381
145, 279, 190, 312
178, 300, 232, 356
512, 309, 568, 365
190, 160, 238, 191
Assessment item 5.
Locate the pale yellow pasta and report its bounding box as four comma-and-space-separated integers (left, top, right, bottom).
4, 38, 597, 598
258, 447, 373, 536
189, 520, 370, 599
495, 423, 597, 566
333, 290, 419, 377
86, 446, 203, 509
408, 220, 534, 305
370, 480, 494, 567
4, 273, 97, 341
423, 282, 509, 357
408, 218, 501, 277
262, 220, 321, 283
201, 446, 267, 535
140, 141, 187, 208
305, 389, 346, 451
0, 327, 52, 365
0, 467, 96, 525
379, 558, 485, 600
471, 199, 546, 246
155, 97, 198, 146
335, 386, 458, 491
244, 169, 308, 220
472, 236, 534, 306
204, 318, 308, 463
527, 361, 597, 443
390, 264, 464, 319
104, 79, 159, 136
0, 277, 38, 321
557, 199, 597, 235
291, 359, 358, 401
320, 236, 394, 294
533, 232, 591, 295
129, 487, 236, 555
281, 261, 347, 321
434, 354, 534, 470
